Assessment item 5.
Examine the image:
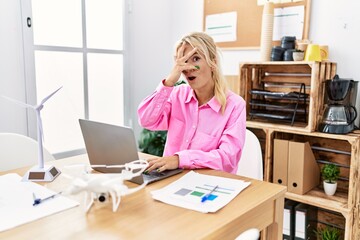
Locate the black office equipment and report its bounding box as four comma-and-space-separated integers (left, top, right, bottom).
283, 200, 298, 240
294, 203, 318, 240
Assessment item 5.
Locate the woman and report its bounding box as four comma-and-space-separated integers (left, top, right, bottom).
137, 32, 246, 174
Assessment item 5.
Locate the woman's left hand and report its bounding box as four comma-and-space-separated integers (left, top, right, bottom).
145, 155, 180, 173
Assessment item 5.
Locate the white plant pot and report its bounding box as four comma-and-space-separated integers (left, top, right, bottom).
323, 181, 337, 196
293, 51, 305, 61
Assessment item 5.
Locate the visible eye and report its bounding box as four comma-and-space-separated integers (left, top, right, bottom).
192, 56, 200, 62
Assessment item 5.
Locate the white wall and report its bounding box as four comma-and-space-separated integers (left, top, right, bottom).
1, 0, 360, 141
0, 0, 28, 135
128, 0, 172, 137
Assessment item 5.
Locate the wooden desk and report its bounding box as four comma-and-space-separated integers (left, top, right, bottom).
0, 154, 286, 240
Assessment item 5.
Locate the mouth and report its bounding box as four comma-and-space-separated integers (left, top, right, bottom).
187, 76, 196, 81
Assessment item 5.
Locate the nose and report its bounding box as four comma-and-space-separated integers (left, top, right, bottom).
183, 68, 195, 74
182, 69, 190, 74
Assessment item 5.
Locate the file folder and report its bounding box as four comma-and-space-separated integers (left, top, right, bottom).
294, 203, 318, 240
273, 139, 289, 187
283, 200, 298, 240
288, 141, 320, 195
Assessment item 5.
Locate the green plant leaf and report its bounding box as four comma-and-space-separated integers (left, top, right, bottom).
138, 128, 167, 156
321, 163, 340, 183
314, 226, 341, 240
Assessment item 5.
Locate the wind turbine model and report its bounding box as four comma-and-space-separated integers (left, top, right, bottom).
2, 86, 62, 182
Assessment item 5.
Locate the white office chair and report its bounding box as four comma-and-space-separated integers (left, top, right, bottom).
235, 228, 260, 240
0, 133, 55, 172
235, 129, 263, 240
236, 129, 263, 181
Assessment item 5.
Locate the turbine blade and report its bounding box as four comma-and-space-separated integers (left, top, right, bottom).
2, 95, 35, 109
39, 86, 62, 105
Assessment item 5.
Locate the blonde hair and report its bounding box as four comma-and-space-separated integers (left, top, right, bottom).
176, 32, 228, 114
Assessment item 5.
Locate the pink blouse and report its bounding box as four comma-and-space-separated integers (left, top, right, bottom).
137, 81, 246, 174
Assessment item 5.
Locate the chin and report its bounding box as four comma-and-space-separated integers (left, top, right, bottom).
187, 81, 196, 88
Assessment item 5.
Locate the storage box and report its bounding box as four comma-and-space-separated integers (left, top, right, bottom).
239, 61, 337, 132
288, 141, 320, 195
273, 139, 288, 187
273, 139, 320, 194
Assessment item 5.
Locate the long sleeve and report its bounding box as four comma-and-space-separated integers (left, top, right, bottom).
137, 81, 174, 131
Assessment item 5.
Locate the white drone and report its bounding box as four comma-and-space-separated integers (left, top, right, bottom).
63, 159, 149, 213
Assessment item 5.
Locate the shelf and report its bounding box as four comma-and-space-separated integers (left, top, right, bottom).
285, 189, 349, 216
248, 122, 360, 141
249, 89, 309, 100
249, 110, 306, 121
250, 99, 307, 112
247, 120, 309, 132
249, 86, 308, 125
240, 61, 337, 132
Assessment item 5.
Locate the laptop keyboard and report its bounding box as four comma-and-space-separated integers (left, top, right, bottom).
141, 168, 183, 184
143, 170, 167, 179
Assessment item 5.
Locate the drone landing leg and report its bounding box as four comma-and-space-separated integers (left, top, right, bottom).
109, 191, 121, 212
84, 192, 94, 212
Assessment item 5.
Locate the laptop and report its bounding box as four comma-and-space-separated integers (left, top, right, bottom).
79, 119, 183, 184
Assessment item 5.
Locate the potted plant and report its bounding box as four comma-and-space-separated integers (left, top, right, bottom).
321, 163, 340, 196
138, 129, 167, 156
292, 49, 305, 61
314, 226, 341, 240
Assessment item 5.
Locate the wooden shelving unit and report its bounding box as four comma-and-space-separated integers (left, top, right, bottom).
248, 125, 360, 240
239, 62, 360, 239
239, 61, 337, 132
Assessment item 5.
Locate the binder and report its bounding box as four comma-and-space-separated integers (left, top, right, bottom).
287, 141, 320, 194
273, 139, 289, 187
283, 200, 298, 240
294, 203, 318, 240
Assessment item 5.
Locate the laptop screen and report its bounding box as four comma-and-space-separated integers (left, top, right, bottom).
79, 119, 140, 173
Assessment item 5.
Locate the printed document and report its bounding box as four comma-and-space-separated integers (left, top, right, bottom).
151, 171, 250, 213
0, 173, 79, 232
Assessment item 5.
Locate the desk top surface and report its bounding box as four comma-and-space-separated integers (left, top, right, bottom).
0, 154, 286, 240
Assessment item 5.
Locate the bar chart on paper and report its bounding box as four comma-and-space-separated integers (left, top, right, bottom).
151, 171, 250, 213
173, 184, 234, 204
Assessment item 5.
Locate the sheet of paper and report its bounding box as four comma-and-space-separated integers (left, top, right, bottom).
273, 6, 304, 41
205, 11, 237, 43
0, 173, 79, 232
151, 171, 250, 213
